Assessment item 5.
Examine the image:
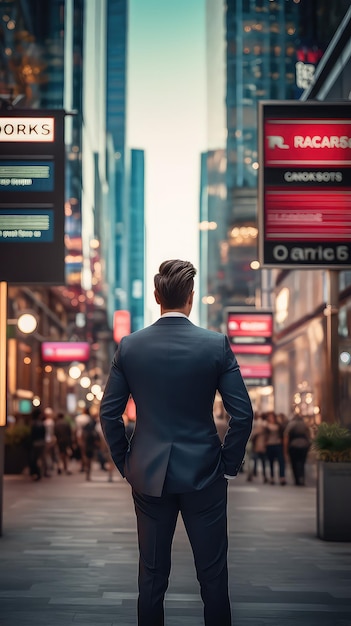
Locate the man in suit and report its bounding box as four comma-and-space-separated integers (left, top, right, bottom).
100, 259, 253, 626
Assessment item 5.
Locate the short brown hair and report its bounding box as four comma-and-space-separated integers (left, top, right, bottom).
154, 259, 196, 309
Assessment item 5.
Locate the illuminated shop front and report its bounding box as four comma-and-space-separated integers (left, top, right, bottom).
271, 8, 351, 427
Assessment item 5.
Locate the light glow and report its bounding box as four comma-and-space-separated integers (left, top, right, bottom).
17, 312, 38, 334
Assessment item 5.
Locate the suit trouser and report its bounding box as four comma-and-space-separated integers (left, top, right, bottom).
132, 476, 231, 626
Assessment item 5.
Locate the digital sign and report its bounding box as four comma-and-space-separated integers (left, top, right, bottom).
0, 117, 55, 142
239, 362, 272, 386
258, 101, 351, 268
113, 310, 131, 343
41, 341, 90, 363
225, 308, 273, 386
0, 110, 65, 284
0, 160, 54, 191
0, 208, 54, 241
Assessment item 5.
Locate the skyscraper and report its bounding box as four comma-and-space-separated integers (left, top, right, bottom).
129, 148, 145, 332
225, 0, 301, 308
106, 0, 129, 318
202, 0, 350, 328
0, 0, 133, 411
201, 0, 350, 407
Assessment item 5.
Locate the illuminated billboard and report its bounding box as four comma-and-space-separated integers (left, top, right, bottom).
113, 310, 131, 343
0, 117, 55, 142
0, 160, 54, 192
258, 101, 351, 268
41, 342, 90, 363
225, 308, 273, 386
0, 110, 65, 283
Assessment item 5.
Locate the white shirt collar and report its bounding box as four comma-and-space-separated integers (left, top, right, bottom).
160, 312, 188, 318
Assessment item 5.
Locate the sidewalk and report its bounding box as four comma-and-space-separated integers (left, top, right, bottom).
1, 463, 351, 626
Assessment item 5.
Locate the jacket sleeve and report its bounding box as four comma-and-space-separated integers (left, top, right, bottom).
218, 335, 253, 476
99, 340, 130, 476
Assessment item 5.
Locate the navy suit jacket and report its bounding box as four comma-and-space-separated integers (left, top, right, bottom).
100, 317, 253, 497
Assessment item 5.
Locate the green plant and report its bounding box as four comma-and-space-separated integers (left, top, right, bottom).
4, 423, 31, 447
313, 422, 351, 462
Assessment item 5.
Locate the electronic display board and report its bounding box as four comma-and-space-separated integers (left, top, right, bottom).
225, 308, 273, 387
0, 110, 65, 283
0, 160, 54, 192
0, 208, 54, 242
41, 342, 90, 363
258, 101, 351, 268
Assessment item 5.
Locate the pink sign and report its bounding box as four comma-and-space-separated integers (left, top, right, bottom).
227, 313, 273, 337
41, 341, 90, 362
239, 363, 272, 379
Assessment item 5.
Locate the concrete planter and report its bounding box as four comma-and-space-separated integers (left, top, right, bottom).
317, 461, 351, 541
4, 444, 29, 474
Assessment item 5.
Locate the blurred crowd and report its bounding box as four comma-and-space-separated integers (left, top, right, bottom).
24, 403, 135, 483
244, 410, 312, 486
214, 393, 313, 487
8, 397, 312, 487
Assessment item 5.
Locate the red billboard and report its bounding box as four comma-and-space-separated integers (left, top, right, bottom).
113, 310, 131, 343
240, 362, 272, 381
225, 309, 273, 386
41, 341, 90, 363
258, 101, 351, 268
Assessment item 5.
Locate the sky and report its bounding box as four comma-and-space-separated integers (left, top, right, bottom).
128, 0, 207, 323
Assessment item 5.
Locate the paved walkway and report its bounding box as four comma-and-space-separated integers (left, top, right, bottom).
1, 462, 351, 626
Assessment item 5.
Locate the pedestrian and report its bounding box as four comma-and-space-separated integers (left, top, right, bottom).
43, 407, 58, 475
95, 416, 115, 482
213, 391, 229, 443
74, 406, 91, 472
247, 411, 268, 483
265, 411, 286, 485
284, 413, 311, 486
54, 412, 73, 475
100, 259, 253, 626
29, 408, 46, 481
90, 405, 113, 475
81, 409, 100, 481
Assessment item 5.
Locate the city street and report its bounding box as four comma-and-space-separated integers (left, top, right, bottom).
1, 463, 351, 626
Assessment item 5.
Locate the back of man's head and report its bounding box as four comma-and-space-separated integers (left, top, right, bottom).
154, 259, 196, 310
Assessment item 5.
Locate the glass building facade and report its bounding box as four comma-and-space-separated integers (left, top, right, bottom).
0, 0, 136, 413
201, 0, 350, 410
272, 6, 351, 426
202, 0, 351, 331
199, 149, 227, 330
129, 148, 145, 333
105, 0, 145, 334
0, 0, 86, 411
106, 0, 129, 316
226, 0, 301, 313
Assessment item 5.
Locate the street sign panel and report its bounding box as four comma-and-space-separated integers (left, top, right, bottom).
0, 110, 65, 283
225, 308, 273, 387
258, 101, 351, 268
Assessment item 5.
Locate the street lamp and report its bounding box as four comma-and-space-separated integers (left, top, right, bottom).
80, 376, 91, 389
68, 363, 83, 380
7, 310, 39, 336
16, 312, 38, 334
91, 383, 101, 396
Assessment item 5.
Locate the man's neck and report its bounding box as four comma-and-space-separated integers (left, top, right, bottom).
161, 308, 188, 316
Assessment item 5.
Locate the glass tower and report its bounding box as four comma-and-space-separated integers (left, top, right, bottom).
106, 0, 129, 314
0, 0, 132, 409
225, 0, 301, 310
202, 0, 351, 331
129, 149, 145, 332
